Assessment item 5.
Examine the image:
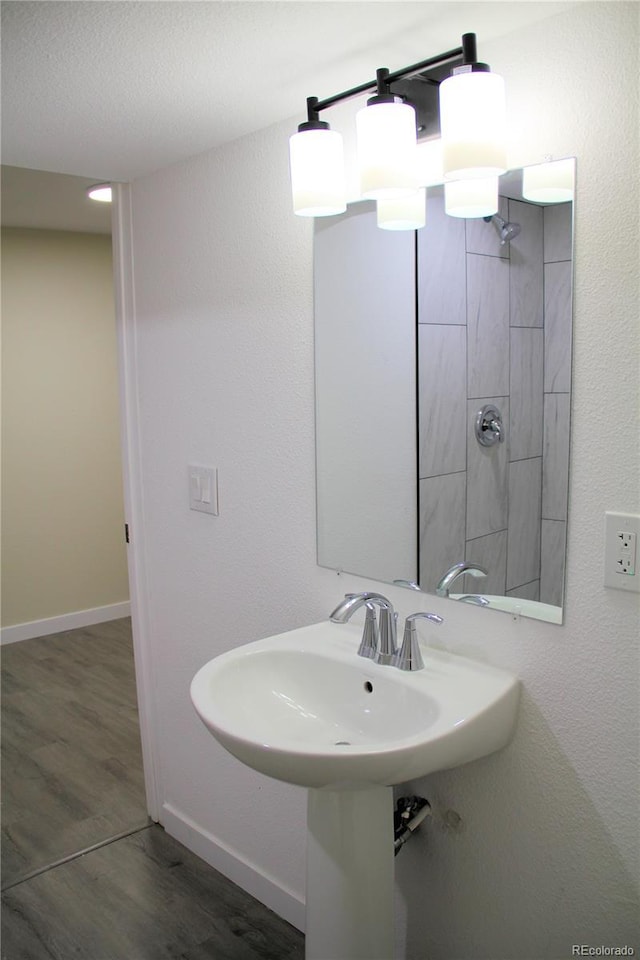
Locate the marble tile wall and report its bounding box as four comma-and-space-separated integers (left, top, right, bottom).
418, 324, 466, 479
418, 195, 572, 606
540, 202, 572, 605
417, 195, 466, 325
466, 396, 510, 541
507, 457, 542, 591
509, 199, 544, 327
510, 327, 544, 461
467, 255, 510, 398
540, 519, 567, 606
544, 261, 572, 392
462, 530, 507, 596
466, 196, 509, 259
419, 473, 466, 591
542, 393, 571, 519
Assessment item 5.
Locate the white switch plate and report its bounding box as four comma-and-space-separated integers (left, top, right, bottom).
604, 512, 640, 591
189, 465, 219, 516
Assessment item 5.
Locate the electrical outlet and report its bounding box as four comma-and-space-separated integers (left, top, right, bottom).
616, 555, 635, 575
604, 512, 640, 592
618, 531, 636, 553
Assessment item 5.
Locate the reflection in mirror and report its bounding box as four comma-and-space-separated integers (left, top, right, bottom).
314, 207, 417, 584
314, 161, 574, 625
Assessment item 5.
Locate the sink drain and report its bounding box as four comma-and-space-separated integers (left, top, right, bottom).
334, 740, 351, 746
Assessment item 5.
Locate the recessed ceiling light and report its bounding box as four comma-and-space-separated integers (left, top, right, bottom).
87, 183, 112, 202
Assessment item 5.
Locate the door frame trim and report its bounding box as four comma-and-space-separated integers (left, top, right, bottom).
111, 182, 161, 820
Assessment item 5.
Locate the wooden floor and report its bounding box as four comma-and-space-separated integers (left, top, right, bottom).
1, 620, 305, 960
2, 824, 304, 960
1, 618, 147, 885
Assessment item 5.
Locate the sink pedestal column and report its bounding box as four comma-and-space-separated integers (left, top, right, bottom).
305, 785, 394, 960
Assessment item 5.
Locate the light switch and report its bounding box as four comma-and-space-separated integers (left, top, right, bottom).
189, 465, 219, 516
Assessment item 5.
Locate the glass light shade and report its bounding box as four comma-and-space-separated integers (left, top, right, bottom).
289, 128, 347, 217
444, 176, 498, 218
416, 138, 443, 187
377, 189, 426, 231
439, 70, 507, 180
87, 184, 112, 202
522, 158, 575, 203
356, 100, 418, 200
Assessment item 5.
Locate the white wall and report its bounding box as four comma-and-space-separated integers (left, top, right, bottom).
1, 228, 129, 632
125, 3, 639, 957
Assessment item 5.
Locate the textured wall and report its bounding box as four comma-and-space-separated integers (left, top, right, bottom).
1, 228, 129, 627
127, 3, 639, 958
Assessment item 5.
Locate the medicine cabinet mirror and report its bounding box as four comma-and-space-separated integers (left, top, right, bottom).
314, 160, 575, 624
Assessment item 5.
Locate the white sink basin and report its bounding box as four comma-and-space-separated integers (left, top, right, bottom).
190, 621, 520, 790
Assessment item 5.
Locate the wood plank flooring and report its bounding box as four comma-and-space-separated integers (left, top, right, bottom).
2, 823, 304, 960
1, 620, 306, 959
1, 619, 148, 886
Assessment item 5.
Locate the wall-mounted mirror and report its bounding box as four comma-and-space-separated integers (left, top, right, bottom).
314, 161, 574, 624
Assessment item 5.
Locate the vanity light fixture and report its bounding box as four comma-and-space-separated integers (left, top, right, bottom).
522, 157, 575, 203
86, 183, 112, 202
289, 103, 347, 216
444, 175, 498, 218
438, 34, 507, 181
289, 32, 508, 228
416, 138, 444, 188
356, 69, 418, 200
377, 188, 426, 231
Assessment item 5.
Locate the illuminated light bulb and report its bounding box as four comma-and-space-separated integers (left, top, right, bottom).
444, 176, 498, 218
417, 138, 444, 187
522, 158, 575, 203
87, 184, 112, 202
289, 126, 347, 217
377, 189, 426, 230
356, 98, 418, 200
439, 69, 507, 180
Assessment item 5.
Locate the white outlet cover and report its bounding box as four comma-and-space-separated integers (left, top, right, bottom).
604, 512, 640, 592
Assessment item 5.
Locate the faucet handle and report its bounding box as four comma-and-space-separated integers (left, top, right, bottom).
407, 612, 444, 626
375, 606, 398, 666
356, 602, 379, 660
392, 612, 444, 672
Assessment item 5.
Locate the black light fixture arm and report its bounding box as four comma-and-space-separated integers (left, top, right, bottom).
461, 31, 490, 73
305, 96, 321, 124
302, 34, 481, 124
375, 68, 392, 98
461, 32, 477, 65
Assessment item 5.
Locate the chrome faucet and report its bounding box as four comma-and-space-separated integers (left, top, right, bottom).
358, 602, 379, 660
330, 592, 397, 664
393, 612, 443, 671
458, 594, 490, 606
436, 562, 487, 597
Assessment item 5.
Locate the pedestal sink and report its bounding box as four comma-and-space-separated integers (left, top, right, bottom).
190, 620, 519, 960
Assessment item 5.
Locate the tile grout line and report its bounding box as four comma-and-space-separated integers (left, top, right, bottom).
1, 820, 152, 893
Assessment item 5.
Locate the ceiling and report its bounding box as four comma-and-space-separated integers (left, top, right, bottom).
1, 1, 573, 233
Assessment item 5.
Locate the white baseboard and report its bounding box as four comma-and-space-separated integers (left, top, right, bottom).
0, 602, 131, 645
161, 801, 306, 933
